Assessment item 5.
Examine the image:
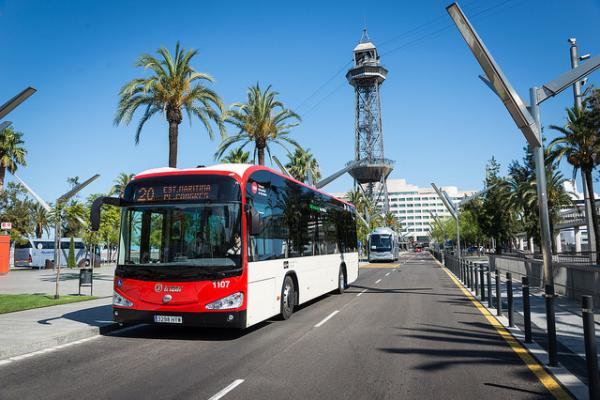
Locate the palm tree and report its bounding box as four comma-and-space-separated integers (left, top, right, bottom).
285, 148, 321, 182
0, 127, 27, 192
220, 147, 251, 164
110, 172, 135, 197
549, 106, 600, 259
215, 84, 301, 165
32, 203, 50, 239
115, 42, 225, 168
383, 211, 401, 231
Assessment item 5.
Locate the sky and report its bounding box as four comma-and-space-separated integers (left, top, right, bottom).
1, 0, 600, 202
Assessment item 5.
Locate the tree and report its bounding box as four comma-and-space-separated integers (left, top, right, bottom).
507, 144, 572, 252
32, 203, 50, 239
0, 182, 35, 241
0, 127, 27, 192
220, 147, 251, 164
285, 148, 321, 182
215, 83, 301, 165
67, 237, 76, 268
110, 172, 135, 197
115, 42, 225, 168
478, 158, 516, 253
383, 211, 401, 231
549, 106, 600, 260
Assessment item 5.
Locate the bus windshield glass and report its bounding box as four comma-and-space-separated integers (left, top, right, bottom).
119, 203, 242, 270
370, 234, 391, 251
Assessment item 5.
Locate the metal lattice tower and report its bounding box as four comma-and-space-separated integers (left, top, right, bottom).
346, 29, 394, 212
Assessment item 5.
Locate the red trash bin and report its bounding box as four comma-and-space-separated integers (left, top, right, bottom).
0, 235, 9, 275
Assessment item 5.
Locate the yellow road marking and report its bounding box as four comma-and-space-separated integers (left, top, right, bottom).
430, 255, 572, 400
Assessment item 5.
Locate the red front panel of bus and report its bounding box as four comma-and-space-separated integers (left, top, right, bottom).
114, 272, 247, 313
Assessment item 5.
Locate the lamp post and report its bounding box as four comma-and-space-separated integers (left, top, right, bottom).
568, 38, 596, 258
447, 2, 600, 366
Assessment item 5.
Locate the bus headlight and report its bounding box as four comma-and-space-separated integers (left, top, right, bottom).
205, 292, 243, 310
113, 291, 133, 307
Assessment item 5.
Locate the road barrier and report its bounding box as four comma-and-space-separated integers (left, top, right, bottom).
582, 295, 600, 399
495, 270, 502, 317
506, 272, 514, 327
441, 250, 600, 391
522, 276, 532, 343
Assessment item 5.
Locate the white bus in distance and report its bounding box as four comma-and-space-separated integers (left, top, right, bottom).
367, 227, 400, 263
13, 238, 99, 269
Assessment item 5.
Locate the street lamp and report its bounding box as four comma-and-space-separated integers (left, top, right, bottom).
0, 87, 37, 120
446, 2, 600, 366
0, 121, 12, 132
14, 173, 100, 298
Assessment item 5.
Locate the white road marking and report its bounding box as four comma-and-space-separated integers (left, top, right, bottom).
208, 379, 245, 400
375, 279, 382, 284
385, 273, 390, 277
356, 289, 367, 297
0, 335, 100, 367
314, 310, 339, 328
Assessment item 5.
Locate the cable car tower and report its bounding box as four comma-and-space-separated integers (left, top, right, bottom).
346, 29, 394, 213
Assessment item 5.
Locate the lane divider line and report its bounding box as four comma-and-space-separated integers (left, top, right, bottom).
385, 272, 390, 277
357, 289, 367, 297
430, 255, 572, 400
314, 310, 339, 328
208, 379, 245, 400
375, 279, 382, 284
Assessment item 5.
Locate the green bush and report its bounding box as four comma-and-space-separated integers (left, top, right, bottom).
67, 237, 76, 268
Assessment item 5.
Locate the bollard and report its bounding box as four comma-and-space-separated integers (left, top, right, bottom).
487, 270, 492, 308
545, 284, 558, 367
582, 296, 599, 400
506, 272, 514, 327
522, 276, 532, 343
495, 270, 502, 316
480, 266, 485, 301
475, 266, 480, 297
470, 263, 475, 290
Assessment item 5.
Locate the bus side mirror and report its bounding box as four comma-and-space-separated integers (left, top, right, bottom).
246, 205, 262, 236
90, 197, 122, 231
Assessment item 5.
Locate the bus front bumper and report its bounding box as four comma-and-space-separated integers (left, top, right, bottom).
112, 308, 247, 329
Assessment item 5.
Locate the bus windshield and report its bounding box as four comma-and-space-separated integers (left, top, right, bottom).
119, 203, 242, 270
370, 234, 391, 251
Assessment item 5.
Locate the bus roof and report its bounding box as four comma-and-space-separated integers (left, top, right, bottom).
133, 164, 355, 208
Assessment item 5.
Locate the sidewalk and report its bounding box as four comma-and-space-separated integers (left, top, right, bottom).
0, 264, 120, 361
0, 264, 116, 297
0, 297, 119, 360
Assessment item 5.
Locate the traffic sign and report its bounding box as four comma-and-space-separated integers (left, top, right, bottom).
1, 222, 12, 230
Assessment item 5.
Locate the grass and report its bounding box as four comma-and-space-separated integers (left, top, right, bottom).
0, 294, 97, 314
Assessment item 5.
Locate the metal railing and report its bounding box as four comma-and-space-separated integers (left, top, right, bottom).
440, 251, 599, 399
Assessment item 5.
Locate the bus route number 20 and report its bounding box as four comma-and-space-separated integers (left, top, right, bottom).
212, 280, 230, 289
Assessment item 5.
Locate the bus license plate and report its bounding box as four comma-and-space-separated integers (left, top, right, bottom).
154, 315, 182, 324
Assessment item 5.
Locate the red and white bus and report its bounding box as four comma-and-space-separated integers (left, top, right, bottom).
91, 164, 359, 328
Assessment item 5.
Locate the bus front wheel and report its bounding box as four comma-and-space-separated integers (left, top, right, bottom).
280, 276, 295, 320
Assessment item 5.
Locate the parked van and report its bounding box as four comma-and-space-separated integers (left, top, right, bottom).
13, 238, 100, 269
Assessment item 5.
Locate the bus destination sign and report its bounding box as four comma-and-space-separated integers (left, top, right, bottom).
133, 184, 218, 202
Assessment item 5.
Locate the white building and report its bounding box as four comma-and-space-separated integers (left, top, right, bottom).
333, 178, 475, 243
384, 179, 475, 243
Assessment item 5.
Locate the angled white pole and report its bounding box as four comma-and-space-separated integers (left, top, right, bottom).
12, 173, 52, 212
272, 156, 291, 178
432, 183, 460, 259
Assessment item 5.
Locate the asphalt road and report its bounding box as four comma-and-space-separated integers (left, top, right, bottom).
0, 252, 555, 399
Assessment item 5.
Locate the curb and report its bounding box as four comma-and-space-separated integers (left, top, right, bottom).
0, 321, 129, 362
